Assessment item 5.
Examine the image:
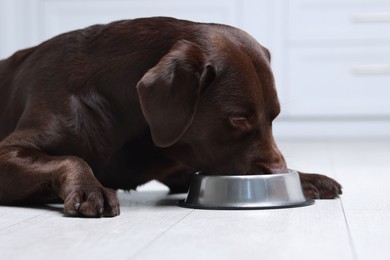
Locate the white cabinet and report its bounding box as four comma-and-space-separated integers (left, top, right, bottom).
274, 0, 390, 138
284, 0, 390, 120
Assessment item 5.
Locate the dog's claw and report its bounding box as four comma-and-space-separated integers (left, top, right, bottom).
74, 202, 80, 210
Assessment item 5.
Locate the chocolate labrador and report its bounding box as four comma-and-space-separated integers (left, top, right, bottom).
0, 17, 342, 217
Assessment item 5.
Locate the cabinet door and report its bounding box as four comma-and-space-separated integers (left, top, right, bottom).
288, 0, 390, 44
285, 46, 390, 117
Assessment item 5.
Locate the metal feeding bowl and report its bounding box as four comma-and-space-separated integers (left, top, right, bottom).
178, 170, 314, 210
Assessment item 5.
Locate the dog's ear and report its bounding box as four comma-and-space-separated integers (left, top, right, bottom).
137, 40, 215, 148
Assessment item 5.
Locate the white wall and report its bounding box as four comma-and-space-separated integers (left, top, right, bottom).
1, 0, 390, 139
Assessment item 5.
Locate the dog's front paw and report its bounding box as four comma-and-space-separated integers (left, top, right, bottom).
63, 185, 120, 217
298, 172, 342, 199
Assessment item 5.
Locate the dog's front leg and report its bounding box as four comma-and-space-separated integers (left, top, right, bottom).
0, 144, 120, 217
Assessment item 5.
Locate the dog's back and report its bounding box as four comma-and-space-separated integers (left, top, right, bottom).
0, 18, 177, 140
0, 17, 217, 142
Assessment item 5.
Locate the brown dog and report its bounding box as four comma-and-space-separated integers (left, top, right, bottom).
0, 17, 341, 217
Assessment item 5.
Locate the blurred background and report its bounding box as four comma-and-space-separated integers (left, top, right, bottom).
1, 0, 389, 140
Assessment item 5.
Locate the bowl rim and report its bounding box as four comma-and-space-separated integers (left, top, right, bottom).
177, 199, 314, 210
194, 169, 298, 179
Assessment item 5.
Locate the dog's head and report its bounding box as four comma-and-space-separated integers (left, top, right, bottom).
137, 28, 287, 174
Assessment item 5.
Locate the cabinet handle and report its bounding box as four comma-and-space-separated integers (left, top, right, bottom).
351, 12, 390, 23
352, 65, 390, 75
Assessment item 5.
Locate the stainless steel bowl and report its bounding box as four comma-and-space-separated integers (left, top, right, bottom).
178, 170, 314, 209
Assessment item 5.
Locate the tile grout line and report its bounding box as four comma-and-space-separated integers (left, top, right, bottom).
329, 142, 359, 260
340, 194, 360, 260
128, 209, 195, 260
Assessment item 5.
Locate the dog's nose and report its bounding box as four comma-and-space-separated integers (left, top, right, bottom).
251, 159, 288, 174
261, 161, 288, 174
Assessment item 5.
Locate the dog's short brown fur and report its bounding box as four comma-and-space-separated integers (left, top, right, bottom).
0, 17, 342, 217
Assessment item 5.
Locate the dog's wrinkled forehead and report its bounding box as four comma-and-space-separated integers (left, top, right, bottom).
205, 27, 279, 116
210, 28, 274, 84
209, 26, 270, 63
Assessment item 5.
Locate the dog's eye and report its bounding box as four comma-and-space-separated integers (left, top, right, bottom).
231, 116, 247, 124
229, 116, 251, 130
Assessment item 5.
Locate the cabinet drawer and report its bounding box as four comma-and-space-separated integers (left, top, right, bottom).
288, 0, 390, 44
285, 46, 390, 117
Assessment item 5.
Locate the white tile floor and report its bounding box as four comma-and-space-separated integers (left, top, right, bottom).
0, 140, 389, 260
